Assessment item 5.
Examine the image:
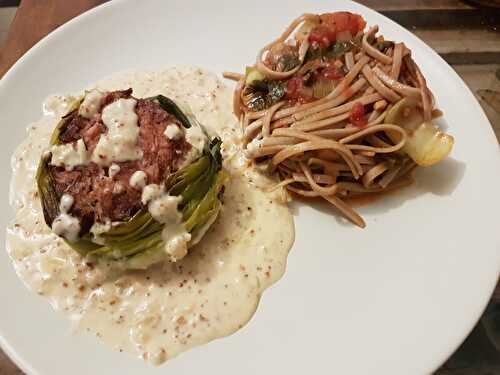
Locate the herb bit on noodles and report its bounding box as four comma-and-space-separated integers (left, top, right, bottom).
224, 11, 454, 228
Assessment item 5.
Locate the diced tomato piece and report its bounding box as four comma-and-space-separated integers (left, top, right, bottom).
298, 87, 314, 103
285, 77, 314, 103
356, 15, 367, 33
308, 25, 337, 49
323, 12, 352, 34
286, 77, 304, 100
349, 102, 367, 128
309, 12, 366, 50
321, 66, 345, 80
320, 12, 366, 36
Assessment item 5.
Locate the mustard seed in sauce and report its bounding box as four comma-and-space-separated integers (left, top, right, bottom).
6, 67, 294, 365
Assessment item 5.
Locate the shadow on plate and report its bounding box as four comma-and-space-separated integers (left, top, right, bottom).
289, 157, 466, 225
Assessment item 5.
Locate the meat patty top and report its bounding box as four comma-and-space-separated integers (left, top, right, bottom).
48, 89, 191, 233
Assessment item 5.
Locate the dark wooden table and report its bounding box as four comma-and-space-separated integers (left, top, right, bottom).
0, 1, 499, 374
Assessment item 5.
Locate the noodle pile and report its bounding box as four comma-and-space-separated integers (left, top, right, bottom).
225, 13, 451, 228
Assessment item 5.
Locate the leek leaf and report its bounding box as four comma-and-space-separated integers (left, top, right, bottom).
386, 98, 454, 166
37, 93, 226, 270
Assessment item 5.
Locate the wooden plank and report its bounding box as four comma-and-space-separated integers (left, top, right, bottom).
357, 0, 500, 28
437, 368, 500, 375
0, 0, 20, 6
413, 29, 500, 65
358, 0, 474, 11
452, 64, 500, 143
360, 2, 500, 65
493, 280, 500, 302
0, 7, 17, 48
0, 2, 106, 373
413, 29, 500, 55
0, 349, 23, 375
443, 52, 500, 65
379, 9, 500, 29
0, 0, 107, 77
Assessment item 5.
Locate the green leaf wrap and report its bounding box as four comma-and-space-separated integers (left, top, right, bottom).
36, 94, 226, 269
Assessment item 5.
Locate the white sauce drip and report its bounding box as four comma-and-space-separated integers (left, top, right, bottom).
59, 194, 74, 213
90, 219, 112, 245
144, 186, 190, 262
91, 98, 142, 166
245, 137, 262, 158
50, 138, 89, 171
43, 95, 79, 117
189, 209, 218, 246
51, 194, 80, 242
185, 125, 206, 154
164, 124, 183, 140
79, 90, 105, 119
151, 194, 189, 262
148, 193, 181, 223
129, 170, 147, 190
6, 67, 294, 365
108, 163, 121, 178
180, 125, 208, 168
141, 184, 162, 205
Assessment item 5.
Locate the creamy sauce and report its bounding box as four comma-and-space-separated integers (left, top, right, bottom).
185, 124, 206, 153
141, 184, 162, 204
245, 137, 262, 158
108, 163, 121, 178
164, 123, 183, 140
129, 170, 147, 190
90, 220, 112, 244
179, 124, 207, 168
6, 67, 294, 365
79, 89, 105, 119
51, 194, 80, 242
92, 98, 142, 166
50, 138, 89, 170
43, 95, 79, 117
59, 194, 74, 213
141, 183, 191, 263
148, 192, 189, 262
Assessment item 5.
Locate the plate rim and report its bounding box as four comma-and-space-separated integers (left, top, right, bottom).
0, 0, 499, 374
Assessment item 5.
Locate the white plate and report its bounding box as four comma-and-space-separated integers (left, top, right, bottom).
1, 0, 499, 374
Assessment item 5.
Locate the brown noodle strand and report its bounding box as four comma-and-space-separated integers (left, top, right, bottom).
273, 77, 371, 128
233, 76, 245, 119
362, 26, 393, 65
299, 162, 366, 227
390, 43, 404, 79
271, 139, 362, 177
256, 14, 319, 80
262, 101, 286, 137
361, 65, 401, 102
361, 160, 393, 188
372, 66, 421, 98
378, 163, 403, 188
291, 113, 351, 132
345, 51, 355, 70
230, 14, 443, 226
288, 91, 382, 129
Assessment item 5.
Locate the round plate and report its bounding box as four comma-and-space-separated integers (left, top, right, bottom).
1, 1, 499, 374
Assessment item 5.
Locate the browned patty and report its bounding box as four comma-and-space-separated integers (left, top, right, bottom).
49, 89, 191, 232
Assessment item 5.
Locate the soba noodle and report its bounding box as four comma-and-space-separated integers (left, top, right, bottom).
224, 12, 451, 227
